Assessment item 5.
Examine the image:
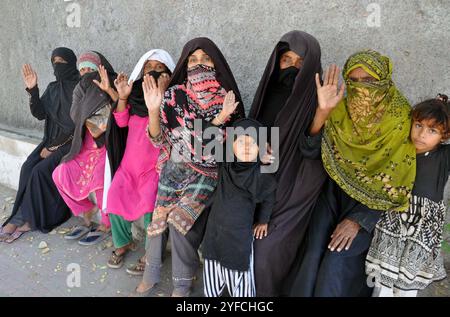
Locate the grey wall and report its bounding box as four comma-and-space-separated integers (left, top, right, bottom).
1, 0, 449, 133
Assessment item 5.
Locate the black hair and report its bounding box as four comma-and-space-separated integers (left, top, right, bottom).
411, 95, 450, 139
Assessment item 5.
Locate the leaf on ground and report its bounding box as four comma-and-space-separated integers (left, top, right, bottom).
38, 241, 48, 249
41, 247, 50, 254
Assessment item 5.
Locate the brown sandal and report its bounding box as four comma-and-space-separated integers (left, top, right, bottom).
107, 250, 127, 269
126, 257, 146, 276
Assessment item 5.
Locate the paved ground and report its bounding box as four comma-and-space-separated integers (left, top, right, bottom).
0, 184, 204, 297
0, 183, 449, 297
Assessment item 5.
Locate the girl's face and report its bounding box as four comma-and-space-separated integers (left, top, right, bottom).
410, 119, 444, 154
79, 67, 96, 76
233, 135, 259, 162
53, 56, 68, 64
144, 60, 168, 74
280, 50, 303, 70
187, 49, 214, 69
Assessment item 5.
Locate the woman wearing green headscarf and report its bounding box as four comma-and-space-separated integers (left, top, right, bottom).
290, 50, 416, 297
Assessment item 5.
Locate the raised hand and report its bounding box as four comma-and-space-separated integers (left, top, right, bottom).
143, 74, 163, 114
93, 65, 112, 93
316, 64, 345, 112
221, 90, 239, 118
22, 64, 38, 89
114, 72, 133, 100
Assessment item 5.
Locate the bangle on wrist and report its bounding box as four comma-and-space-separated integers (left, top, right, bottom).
215, 116, 225, 125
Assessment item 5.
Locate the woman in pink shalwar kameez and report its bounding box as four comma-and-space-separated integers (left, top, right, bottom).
53, 52, 118, 245
104, 49, 175, 271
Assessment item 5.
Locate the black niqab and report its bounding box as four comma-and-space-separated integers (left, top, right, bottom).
248, 31, 328, 296
63, 52, 117, 162
40, 47, 79, 136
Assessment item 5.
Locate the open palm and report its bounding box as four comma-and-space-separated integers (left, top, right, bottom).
316, 64, 345, 112
22, 64, 38, 89
93, 65, 112, 92
114, 72, 133, 100
142, 74, 163, 114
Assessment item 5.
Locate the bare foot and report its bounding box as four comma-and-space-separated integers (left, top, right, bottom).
2, 223, 17, 234
17, 222, 31, 232
83, 207, 98, 226
97, 224, 110, 233
114, 242, 135, 257
136, 281, 154, 294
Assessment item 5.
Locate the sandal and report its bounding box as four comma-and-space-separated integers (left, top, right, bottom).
0, 228, 11, 242
107, 249, 128, 269
64, 225, 91, 240
4, 229, 28, 244
78, 229, 110, 246
126, 257, 146, 276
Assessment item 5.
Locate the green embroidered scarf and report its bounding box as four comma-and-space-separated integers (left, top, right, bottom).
322, 50, 416, 212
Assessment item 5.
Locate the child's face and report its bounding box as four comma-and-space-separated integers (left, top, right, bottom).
411, 119, 444, 154
233, 135, 259, 162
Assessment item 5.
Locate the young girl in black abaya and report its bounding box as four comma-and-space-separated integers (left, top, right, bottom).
201, 118, 277, 297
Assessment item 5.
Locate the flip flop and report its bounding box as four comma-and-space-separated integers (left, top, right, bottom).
78, 229, 110, 246
126, 257, 146, 276
64, 225, 91, 240
107, 249, 128, 269
0, 226, 19, 242
0, 231, 12, 242
4, 230, 28, 244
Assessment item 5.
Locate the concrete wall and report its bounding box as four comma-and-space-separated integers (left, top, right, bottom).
0, 0, 449, 134
0, 126, 39, 189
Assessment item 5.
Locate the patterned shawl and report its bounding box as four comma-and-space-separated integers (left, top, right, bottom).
322, 50, 416, 212
159, 38, 245, 177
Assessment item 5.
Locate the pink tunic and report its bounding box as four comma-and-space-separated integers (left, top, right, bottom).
106, 107, 160, 221
53, 131, 109, 226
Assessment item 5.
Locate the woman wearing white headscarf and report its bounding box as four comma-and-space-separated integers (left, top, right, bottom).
104, 49, 175, 271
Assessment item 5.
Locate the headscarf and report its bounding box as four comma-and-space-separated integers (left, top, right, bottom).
322, 50, 416, 212
248, 31, 328, 296
160, 37, 245, 173
249, 30, 325, 210
77, 51, 101, 72
40, 47, 80, 136
105, 49, 176, 177
63, 52, 117, 162
223, 118, 277, 202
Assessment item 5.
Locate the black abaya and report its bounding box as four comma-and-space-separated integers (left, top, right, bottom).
249, 31, 327, 297
3, 47, 79, 232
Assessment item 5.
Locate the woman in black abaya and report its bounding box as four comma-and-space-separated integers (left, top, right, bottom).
249, 31, 328, 296
1, 48, 80, 243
